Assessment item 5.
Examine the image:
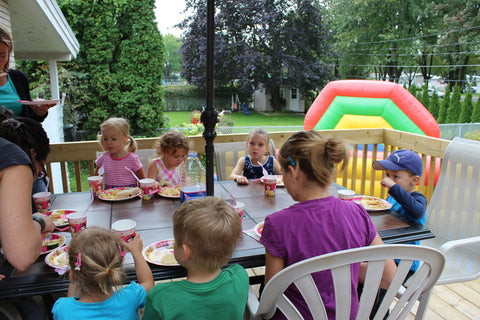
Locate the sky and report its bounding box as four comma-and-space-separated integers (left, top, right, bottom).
154, 0, 187, 37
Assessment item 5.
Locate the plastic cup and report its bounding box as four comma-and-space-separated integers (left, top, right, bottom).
338, 189, 355, 201
139, 178, 156, 200
112, 219, 137, 242
263, 175, 277, 196
230, 201, 245, 223
68, 212, 87, 235
87, 176, 103, 197
33, 191, 51, 213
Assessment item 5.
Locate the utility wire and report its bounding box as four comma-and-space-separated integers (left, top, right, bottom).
352, 26, 480, 45
342, 40, 480, 52
340, 51, 479, 57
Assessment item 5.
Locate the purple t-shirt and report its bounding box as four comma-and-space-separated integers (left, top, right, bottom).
260, 196, 377, 320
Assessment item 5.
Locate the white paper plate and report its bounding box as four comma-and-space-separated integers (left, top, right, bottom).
17, 99, 60, 105
143, 239, 179, 266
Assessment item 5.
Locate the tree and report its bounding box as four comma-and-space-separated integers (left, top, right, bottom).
437, 85, 450, 123
459, 89, 473, 123
327, 0, 426, 82
429, 91, 439, 119
471, 96, 480, 123
179, 0, 335, 110
163, 34, 183, 82
420, 85, 429, 111
58, 0, 165, 138
446, 84, 461, 123
429, 0, 480, 89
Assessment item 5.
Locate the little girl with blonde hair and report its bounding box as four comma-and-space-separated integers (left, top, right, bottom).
230, 128, 281, 184
52, 227, 154, 319
96, 117, 146, 188
147, 130, 189, 186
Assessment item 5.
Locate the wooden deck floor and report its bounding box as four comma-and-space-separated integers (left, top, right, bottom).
247, 267, 480, 320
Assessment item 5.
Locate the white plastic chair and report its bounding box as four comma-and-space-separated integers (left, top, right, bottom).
246, 245, 445, 320
421, 137, 480, 285
214, 139, 276, 181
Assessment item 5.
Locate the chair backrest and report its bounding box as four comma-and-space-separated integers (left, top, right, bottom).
422, 137, 480, 284
214, 139, 276, 181
254, 245, 444, 320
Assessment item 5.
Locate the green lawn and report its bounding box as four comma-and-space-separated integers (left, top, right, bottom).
166, 111, 305, 127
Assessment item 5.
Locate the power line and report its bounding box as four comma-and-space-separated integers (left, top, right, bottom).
342, 64, 480, 68
341, 50, 480, 57
352, 26, 480, 45
342, 40, 480, 52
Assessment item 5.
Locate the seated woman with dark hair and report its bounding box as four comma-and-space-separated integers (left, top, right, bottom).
0, 116, 54, 275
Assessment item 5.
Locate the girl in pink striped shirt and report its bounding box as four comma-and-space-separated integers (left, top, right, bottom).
96, 118, 145, 189
147, 131, 189, 186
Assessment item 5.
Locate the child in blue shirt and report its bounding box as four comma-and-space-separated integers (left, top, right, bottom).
52, 227, 154, 320
373, 149, 427, 272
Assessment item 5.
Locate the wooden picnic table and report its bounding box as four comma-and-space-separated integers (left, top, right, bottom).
0, 180, 433, 299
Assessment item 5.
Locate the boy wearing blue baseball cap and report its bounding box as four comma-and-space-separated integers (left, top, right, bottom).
372, 149, 427, 273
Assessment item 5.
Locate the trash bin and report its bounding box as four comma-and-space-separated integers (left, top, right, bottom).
63, 124, 75, 142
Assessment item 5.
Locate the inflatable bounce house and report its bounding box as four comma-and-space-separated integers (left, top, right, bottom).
304, 80, 440, 197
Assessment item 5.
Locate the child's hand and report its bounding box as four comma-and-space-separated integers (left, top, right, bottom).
123, 234, 143, 254
236, 176, 249, 185
381, 176, 396, 189
153, 181, 161, 190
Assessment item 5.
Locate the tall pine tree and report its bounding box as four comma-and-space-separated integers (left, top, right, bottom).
471, 96, 480, 123
458, 90, 473, 123
429, 92, 439, 119
446, 84, 461, 123
437, 85, 450, 123
59, 0, 165, 137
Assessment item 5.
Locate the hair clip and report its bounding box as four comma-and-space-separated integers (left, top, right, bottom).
1, 118, 22, 128
119, 245, 126, 260
75, 253, 82, 271
288, 156, 296, 167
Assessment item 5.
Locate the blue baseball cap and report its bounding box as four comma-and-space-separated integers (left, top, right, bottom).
372, 149, 422, 176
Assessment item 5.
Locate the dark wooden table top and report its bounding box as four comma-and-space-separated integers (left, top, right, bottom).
0, 181, 434, 298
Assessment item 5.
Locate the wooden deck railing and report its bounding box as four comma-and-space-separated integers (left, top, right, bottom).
46, 128, 451, 202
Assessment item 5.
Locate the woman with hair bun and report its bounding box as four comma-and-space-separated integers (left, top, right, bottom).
260, 130, 396, 320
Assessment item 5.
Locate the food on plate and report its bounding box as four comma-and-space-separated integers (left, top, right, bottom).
45, 247, 69, 269
46, 209, 76, 226
358, 196, 391, 210
43, 238, 62, 251
161, 253, 177, 265
143, 240, 179, 266
42, 234, 66, 253
100, 187, 141, 200
160, 185, 181, 197
254, 221, 264, 238
117, 187, 141, 199
52, 252, 68, 267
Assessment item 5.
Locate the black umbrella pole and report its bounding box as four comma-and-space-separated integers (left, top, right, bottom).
202, 0, 218, 196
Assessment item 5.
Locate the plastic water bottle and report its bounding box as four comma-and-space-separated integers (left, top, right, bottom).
180, 151, 206, 203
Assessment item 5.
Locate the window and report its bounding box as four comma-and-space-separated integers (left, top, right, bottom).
291, 88, 297, 99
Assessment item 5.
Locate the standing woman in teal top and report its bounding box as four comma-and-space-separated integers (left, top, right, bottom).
0, 26, 56, 122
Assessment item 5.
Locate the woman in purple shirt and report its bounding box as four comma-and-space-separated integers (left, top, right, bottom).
260, 130, 396, 320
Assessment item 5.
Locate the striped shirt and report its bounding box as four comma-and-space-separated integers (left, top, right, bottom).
96, 152, 142, 188
154, 159, 181, 185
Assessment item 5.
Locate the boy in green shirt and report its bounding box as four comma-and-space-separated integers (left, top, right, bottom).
143, 197, 249, 320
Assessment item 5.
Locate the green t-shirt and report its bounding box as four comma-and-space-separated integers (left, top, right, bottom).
143, 264, 249, 320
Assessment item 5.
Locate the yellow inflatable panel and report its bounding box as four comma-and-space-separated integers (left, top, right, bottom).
335, 115, 393, 130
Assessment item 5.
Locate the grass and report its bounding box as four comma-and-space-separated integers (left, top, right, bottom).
166, 111, 305, 127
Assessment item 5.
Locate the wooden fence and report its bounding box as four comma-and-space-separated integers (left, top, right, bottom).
46, 128, 451, 202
